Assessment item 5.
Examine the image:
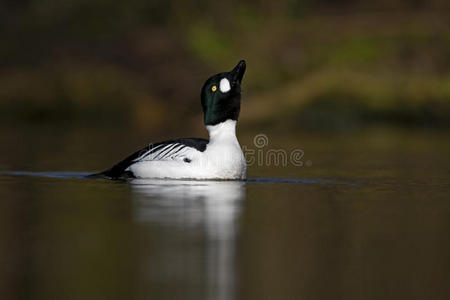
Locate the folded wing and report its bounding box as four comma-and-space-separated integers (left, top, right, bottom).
91, 138, 208, 179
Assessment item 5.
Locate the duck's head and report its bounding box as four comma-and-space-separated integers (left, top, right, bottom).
201, 60, 246, 126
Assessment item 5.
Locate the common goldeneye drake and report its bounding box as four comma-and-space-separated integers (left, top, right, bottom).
90, 60, 247, 180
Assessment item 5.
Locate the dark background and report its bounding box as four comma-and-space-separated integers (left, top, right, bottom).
1, 0, 449, 134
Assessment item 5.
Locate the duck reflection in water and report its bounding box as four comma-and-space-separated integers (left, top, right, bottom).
131, 180, 245, 300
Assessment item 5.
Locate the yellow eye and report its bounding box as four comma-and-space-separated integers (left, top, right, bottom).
211, 85, 217, 92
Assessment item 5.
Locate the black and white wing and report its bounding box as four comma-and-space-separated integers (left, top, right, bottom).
90, 138, 208, 179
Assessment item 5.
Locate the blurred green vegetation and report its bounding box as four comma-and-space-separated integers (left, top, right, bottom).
1, 0, 449, 131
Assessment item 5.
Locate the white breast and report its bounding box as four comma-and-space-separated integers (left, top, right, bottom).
200, 120, 247, 179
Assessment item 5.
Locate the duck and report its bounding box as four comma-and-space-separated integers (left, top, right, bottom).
89, 60, 247, 180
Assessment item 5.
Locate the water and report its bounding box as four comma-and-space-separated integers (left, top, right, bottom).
0, 126, 449, 300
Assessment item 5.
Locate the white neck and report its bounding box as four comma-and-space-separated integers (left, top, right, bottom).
206, 120, 238, 143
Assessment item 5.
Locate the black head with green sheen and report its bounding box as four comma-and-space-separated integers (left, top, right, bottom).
201, 60, 246, 126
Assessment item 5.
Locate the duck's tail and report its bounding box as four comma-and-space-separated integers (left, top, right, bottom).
84, 171, 110, 179
84, 169, 135, 180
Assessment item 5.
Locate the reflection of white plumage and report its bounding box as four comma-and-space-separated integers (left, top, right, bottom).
131, 180, 245, 300
132, 179, 245, 228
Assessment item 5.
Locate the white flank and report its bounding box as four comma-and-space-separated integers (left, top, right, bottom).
128, 120, 247, 180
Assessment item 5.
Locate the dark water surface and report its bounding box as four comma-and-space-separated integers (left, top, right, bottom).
0, 127, 449, 300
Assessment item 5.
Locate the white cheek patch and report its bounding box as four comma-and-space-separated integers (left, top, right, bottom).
219, 78, 231, 93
